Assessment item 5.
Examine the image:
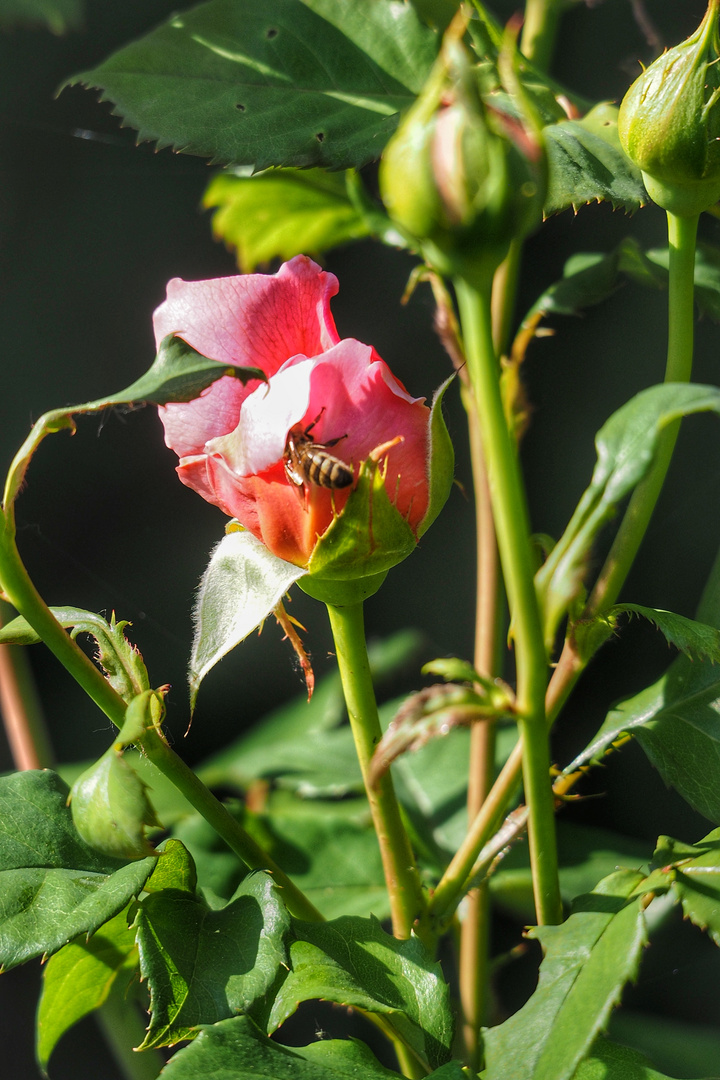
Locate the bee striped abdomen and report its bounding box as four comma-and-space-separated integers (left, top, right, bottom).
284, 417, 353, 492
305, 447, 353, 489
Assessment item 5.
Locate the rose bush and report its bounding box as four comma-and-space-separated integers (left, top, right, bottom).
154, 255, 452, 571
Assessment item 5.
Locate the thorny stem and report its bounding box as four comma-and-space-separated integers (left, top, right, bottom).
545, 213, 699, 721
325, 600, 429, 945
459, 387, 502, 1065
0, 510, 323, 922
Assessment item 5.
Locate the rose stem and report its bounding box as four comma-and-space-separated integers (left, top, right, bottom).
0, 513, 323, 923
324, 600, 429, 945
543, 210, 700, 724
454, 271, 561, 927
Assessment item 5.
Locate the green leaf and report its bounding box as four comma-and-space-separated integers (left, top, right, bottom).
0, 770, 156, 970
64, 0, 438, 171
204, 168, 371, 271
161, 1014, 461, 1078
0, 0, 82, 33
4, 335, 262, 513
136, 871, 291, 1048
482, 869, 648, 1080
189, 528, 307, 713
269, 915, 453, 1070
490, 821, 652, 924
651, 830, 720, 947
197, 629, 424, 797
567, 659, 720, 822
646, 242, 720, 323
243, 799, 389, 920
524, 237, 665, 322
609, 1010, 720, 1079
614, 604, 720, 664
535, 383, 720, 651
543, 103, 648, 215
573, 1034, 691, 1080
36, 907, 138, 1071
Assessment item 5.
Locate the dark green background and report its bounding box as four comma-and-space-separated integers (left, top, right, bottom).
2, 2, 720, 1076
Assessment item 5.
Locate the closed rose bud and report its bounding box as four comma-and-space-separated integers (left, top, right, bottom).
379, 35, 544, 279
619, 0, 720, 216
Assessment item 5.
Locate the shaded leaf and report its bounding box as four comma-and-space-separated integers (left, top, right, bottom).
243, 799, 388, 920
535, 383, 720, 651
0, 0, 82, 33
524, 238, 665, 323
609, 1009, 720, 1079
64, 0, 438, 171
574, 1034, 692, 1080
197, 629, 424, 797
651, 830, 720, 947
543, 103, 648, 215
269, 915, 453, 1070
0, 770, 155, 970
646, 242, 720, 323
482, 869, 647, 1080
614, 604, 720, 664
161, 1014, 461, 1078
490, 821, 651, 924
204, 168, 371, 271
36, 907, 138, 1071
136, 871, 291, 1048
190, 529, 307, 712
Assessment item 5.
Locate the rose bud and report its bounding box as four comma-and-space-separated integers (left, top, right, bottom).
379, 33, 545, 280
154, 256, 453, 585
619, 0, 720, 216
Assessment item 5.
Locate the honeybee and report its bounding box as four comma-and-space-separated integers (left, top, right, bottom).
284, 410, 353, 491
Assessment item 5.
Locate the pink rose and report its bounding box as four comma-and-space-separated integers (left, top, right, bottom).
154, 256, 449, 570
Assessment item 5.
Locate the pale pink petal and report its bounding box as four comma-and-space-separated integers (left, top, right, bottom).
156, 256, 340, 458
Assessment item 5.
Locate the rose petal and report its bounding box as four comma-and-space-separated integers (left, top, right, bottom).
156, 256, 340, 458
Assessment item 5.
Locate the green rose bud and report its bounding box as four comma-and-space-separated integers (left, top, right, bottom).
379, 30, 545, 281
69, 690, 164, 860
619, 0, 720, 216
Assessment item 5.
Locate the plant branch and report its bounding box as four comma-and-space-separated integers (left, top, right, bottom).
325, 600, 428, 943
454, 274, 561, 926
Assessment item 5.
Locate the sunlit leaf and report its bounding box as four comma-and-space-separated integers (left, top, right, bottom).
204, 168, 370, 271
543, 103, 648, 215
36, 907, 138, 1071
269, 915, 453, 1070
482, 869, 648, 1080
64, 0, 438, 170
136, 871, 291, 1048
0, 771, 155, 970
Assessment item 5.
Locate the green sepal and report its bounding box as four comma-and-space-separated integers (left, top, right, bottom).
307, 456, 417, 582
418, 375, 455, 539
